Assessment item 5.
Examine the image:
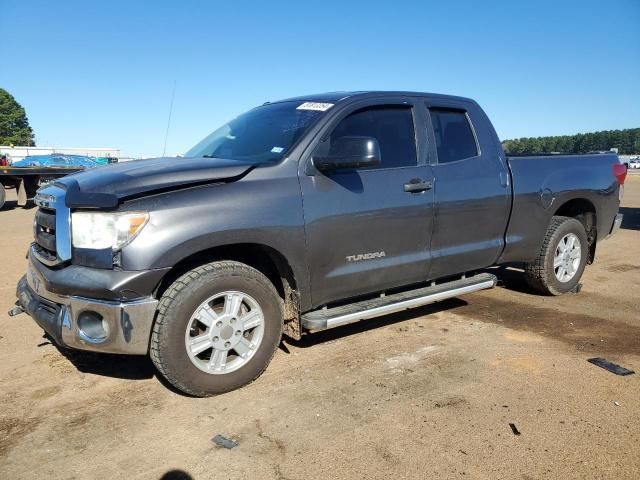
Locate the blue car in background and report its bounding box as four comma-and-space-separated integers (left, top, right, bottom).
1, 154, 101, 209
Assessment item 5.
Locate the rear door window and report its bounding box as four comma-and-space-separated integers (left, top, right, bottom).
429, 108, 478, 163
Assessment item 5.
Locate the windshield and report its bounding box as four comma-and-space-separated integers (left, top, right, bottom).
184, 101, 328, 163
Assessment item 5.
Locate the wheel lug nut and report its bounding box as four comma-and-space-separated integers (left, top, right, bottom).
224, 341, 230, 348
216, 321, 222, 327
230, 317, 236, 324
213, 336, 219, 342
235, 330, 241, 336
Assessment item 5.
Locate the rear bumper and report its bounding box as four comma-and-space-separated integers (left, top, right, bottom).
608, 213, 623, 238
16, 263, 158, 355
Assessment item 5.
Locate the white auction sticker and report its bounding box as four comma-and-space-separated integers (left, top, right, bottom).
296, 102, 334, 111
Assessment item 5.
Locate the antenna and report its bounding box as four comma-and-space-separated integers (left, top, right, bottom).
162, 80, 176, 157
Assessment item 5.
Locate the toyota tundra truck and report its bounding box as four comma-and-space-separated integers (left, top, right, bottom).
11, 91, 626, 396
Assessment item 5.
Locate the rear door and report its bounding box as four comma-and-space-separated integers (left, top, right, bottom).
299, 98, 434, 308
425, 100, 511, 279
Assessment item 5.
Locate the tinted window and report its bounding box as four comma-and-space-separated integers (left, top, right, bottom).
185, 101, 325, 164
429, 108, 478, 163
326, 106, 417, 168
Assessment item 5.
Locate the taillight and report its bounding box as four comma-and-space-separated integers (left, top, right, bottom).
613, 164, 627, 185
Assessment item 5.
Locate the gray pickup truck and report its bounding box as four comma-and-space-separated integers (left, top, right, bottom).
12, 91, 626, 396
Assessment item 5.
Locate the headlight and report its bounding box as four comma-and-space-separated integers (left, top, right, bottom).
72, 212, 149, 250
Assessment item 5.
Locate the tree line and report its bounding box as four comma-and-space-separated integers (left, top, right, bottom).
502, 128, 640, 155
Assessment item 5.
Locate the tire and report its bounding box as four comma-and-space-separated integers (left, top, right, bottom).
0, 186, 5, 210
150, 261, 283, 397
524, 216, 589, 296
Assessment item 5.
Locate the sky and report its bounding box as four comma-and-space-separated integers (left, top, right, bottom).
1, 0, 639, 158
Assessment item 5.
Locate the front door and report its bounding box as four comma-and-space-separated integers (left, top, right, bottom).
300, 100, 434, 308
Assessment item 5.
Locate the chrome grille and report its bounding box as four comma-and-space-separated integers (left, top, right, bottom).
32, 186, 72, 266
34, 207, 57, 254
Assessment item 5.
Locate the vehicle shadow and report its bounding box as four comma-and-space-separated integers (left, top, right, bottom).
285, 297, 468, 349
56, 342, 200, 395
0, 199, 36, 211
0, 199, 17, 210
53, 342, 156, 380
487, 265, 535, 294
43, 336, 208, 397
620, 207, 640, 231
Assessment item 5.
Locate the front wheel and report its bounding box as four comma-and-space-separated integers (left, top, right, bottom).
150, 261, 283, 396
524, 216, 589, 296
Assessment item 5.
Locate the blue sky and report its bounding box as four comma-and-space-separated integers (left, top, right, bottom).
2, 0, 639, 157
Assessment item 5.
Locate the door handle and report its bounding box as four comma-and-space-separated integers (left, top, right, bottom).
404, 179, 432, 193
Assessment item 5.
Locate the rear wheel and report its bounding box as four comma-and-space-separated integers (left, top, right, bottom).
0, 186, 5, 209
524, 216, 589, 295
150, 261, 283, 396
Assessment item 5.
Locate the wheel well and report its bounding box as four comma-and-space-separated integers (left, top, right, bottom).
154, 243, 302, 339
155, 243, 296, 299
553, 198, 597, 262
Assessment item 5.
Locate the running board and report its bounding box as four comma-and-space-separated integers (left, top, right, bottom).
301, 273, 497, 332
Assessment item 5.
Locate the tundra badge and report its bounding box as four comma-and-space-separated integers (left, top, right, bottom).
346, 251, 386, 262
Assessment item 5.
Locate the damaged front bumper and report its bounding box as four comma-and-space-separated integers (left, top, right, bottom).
15, 264, 159, 355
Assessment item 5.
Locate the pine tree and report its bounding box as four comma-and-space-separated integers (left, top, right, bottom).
0, 88, 35, 146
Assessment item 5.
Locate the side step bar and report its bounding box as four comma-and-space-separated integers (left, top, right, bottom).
301, 273, 497, 332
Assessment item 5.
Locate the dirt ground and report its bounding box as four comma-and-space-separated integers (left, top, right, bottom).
1, 176, 639, 480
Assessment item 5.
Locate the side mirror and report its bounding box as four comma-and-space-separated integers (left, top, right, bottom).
313, 136, 381, 172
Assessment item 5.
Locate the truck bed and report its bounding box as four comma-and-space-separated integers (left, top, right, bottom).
499, 152, 621, 263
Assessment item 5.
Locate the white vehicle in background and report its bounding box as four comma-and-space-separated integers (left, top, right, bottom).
628, 159, 640, 169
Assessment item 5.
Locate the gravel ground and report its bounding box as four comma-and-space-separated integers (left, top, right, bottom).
0, 177, 639, 480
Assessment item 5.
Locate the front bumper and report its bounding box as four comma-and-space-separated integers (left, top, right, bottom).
16, 265, 158, 355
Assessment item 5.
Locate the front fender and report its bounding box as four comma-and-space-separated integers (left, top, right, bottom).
118, 171, 310, 307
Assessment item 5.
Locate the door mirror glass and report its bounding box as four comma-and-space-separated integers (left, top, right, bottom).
313, 136, 381, 171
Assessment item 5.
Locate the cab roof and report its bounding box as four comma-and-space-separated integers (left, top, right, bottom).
268, 90, 474, 105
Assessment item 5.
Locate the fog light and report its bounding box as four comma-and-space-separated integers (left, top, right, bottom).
77, 311, 109, 342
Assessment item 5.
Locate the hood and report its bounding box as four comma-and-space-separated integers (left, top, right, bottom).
54, 157, 255, 208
